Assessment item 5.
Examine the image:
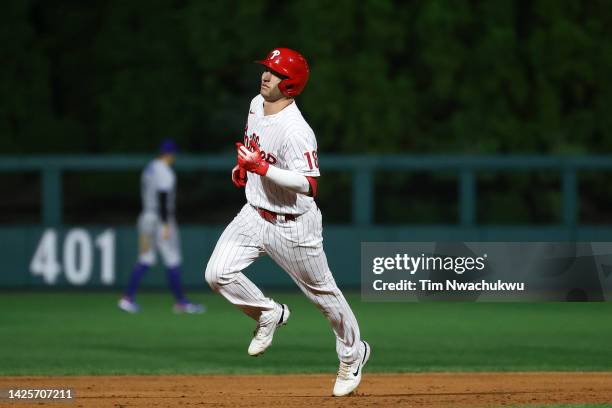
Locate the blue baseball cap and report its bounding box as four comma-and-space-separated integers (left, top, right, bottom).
159, 138, 178, 154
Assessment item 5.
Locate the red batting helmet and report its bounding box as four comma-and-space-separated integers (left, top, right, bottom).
256, 48, 310, 97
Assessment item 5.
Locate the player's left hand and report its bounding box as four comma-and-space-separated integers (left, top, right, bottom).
232, 165, 247, 187
236, 140, 269, 176
161, 224, 170, 240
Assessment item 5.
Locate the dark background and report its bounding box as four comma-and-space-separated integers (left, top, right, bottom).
2, 0, 611, 224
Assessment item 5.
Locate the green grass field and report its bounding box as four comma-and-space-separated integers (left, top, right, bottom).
1, 292, 612, 375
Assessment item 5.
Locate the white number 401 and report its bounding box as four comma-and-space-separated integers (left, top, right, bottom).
30, 228, 115, 286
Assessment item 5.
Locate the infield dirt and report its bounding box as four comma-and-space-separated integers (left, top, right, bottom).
1, 372, 610, 407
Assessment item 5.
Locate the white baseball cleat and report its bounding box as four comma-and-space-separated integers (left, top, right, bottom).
173, 301, 206, 314
248, 303, 290, 356
333, 340, 371, 397
118, 297, 140, 314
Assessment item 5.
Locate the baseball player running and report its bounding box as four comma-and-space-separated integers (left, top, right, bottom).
118, 139, 205, 314
205, 48, 369, 396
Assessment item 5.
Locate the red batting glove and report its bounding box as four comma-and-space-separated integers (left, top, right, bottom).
236, 140, 269, 176
231, 165, 247, 188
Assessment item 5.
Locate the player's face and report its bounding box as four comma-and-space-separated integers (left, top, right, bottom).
260, 69, 286, 101
162, 153, 176, 165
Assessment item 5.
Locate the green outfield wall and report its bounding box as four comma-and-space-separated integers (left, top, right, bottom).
3, 225, 612, 292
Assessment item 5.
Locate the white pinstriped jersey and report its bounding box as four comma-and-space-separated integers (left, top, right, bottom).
244, 94, 320, 215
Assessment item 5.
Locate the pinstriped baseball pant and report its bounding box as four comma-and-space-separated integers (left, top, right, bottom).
205, 203, 361, 364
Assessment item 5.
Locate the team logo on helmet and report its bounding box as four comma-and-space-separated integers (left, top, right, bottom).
270, 50, 281, 59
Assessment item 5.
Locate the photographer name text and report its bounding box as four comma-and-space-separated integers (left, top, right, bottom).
372, 279, 525, 291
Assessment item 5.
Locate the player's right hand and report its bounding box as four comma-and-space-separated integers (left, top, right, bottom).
139, 234, 151, 253
232, 165, 247, 188
236, 141, 270, 176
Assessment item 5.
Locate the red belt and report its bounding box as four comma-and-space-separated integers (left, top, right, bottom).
254, 206, 297, 223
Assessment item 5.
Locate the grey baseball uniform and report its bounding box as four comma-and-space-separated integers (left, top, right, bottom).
205, 95, 361, 364
138, 158, 181, 268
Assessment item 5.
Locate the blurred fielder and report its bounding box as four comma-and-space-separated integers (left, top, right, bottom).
205, 48, 369, 396
118, 139, 204, 314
